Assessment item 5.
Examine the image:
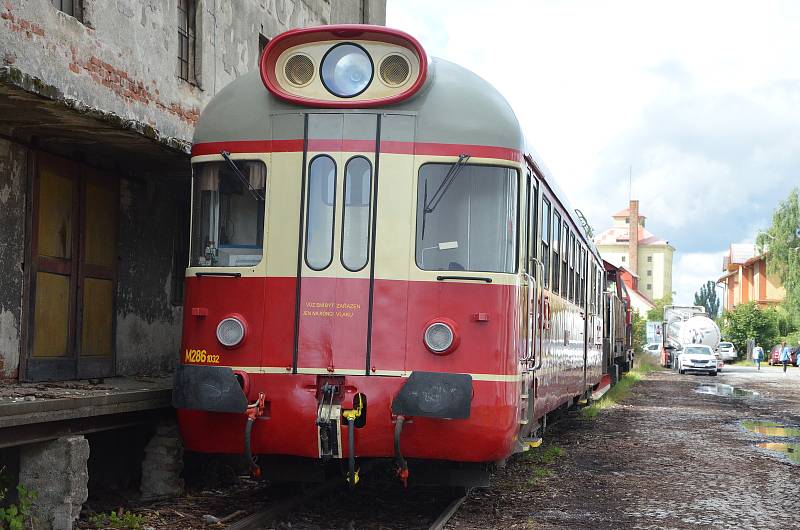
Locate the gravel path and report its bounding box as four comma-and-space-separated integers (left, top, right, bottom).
449, 364, 800, 529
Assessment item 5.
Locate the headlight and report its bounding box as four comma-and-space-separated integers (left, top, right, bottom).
217, 317, 245, 347
320, 43, 373, 97
424, 322, 455, 354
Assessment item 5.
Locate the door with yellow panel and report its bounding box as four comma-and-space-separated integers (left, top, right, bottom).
77, 167, 118, 378
24, 153, 117, 381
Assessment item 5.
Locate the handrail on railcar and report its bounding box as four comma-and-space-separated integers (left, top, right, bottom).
529, 257, 544, 371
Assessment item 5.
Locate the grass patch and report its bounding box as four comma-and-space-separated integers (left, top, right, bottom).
581, 356, 660, 419
527, 466, 551, 485
524, 444, 563, 486
525, 444, 565, 465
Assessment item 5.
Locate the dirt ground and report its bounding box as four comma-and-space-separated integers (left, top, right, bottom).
80, 363, 800, 529
449, 363, 800, 529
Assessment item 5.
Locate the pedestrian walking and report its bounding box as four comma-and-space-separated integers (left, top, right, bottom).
753, 344, 763, 370
779, 341, 791, 373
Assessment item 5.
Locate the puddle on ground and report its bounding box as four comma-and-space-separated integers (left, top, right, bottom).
694, 383, 758, 398
742, 421, 800, 437
757, 442, 800, 464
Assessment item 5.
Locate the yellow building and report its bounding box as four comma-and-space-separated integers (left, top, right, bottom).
594, 200, 675, 301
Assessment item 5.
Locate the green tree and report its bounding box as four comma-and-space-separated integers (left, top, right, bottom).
646, 294, 673, 322
631, 310, 646, 354
693, 280, 720, 317
756, 188, 800, 315
720, 302, 780, 354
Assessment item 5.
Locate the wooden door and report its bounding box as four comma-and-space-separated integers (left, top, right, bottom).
24, 153, 117, 381
77, 168, 118, 378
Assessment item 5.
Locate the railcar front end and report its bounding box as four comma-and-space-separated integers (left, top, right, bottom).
173, 24, 606, 486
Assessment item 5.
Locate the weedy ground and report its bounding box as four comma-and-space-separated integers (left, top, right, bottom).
581, 356, 661, 419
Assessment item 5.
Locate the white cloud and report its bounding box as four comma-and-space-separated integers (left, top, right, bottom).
387, 0, 800, 295
672, 250, 728, 305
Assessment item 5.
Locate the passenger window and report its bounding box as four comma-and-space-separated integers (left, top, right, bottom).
341, 156, 372, 271
541, 198, 551, 288
552, 211, 561, 294
568, 231, 575, 302
305, 155, 336, 270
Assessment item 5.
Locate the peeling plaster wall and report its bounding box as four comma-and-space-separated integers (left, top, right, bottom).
0, 138, 26, 379
0, 0, 385, 143
116, 177, 188, 375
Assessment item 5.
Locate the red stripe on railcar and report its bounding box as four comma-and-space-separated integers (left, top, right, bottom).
190, 140, 522, 162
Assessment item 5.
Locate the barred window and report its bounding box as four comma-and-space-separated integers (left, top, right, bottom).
177, 0, 197, 84
51, 0, 82, 21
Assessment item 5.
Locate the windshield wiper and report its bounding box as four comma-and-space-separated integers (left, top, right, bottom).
424, 154, 470, 214
421, 154, 470, 240
220, 151, 265, 201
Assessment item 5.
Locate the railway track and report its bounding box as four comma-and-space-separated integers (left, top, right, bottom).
426, 492, 468, 530
225, 480, 469, 530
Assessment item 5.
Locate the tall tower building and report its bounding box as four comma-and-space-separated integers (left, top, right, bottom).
595, 200, 675, 302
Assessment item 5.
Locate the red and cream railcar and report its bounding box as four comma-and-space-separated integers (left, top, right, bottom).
174, 25, 609, 484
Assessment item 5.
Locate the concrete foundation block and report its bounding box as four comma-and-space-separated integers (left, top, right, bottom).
140, 420, 184, 500
19, 435, 89, 530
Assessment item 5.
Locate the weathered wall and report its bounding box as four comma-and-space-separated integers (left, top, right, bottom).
116, 176, 189, 375
0, 0, 385, 144
0, 0, 385, 379
0, 139, 26, 379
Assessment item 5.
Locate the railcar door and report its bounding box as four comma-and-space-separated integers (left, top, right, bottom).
520, 168, 541, 430
294, 113, 377, 374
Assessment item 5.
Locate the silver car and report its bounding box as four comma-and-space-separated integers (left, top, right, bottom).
717, 341, 737, 362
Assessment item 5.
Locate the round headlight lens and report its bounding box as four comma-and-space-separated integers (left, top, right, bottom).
424, 322, 454, 353
320, 43, 373, 98
217, 317, 245, 347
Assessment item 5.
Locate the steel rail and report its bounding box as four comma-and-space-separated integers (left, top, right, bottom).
225, 477, 342, 530
428, 491, 468, 530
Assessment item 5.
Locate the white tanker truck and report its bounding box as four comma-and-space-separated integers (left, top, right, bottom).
660, 305, 721, 368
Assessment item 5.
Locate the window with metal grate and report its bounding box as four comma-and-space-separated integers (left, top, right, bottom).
51, 0, 82, 22
177, 0, 197, 84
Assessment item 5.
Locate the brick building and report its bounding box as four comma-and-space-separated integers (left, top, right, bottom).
717, 243, 785, 311
1, 2, 384, 527
1, 0, 385, 382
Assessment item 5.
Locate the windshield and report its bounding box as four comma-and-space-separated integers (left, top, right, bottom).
416, 164, 517, 273
191, 160, 266, 267
684, 346, 712, 355
719, 342, 733, 348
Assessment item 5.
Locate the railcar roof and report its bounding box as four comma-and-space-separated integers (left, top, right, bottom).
193, 56, 600, 260
194, 58, 523, 150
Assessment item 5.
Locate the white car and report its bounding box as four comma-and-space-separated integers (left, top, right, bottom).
717, 341, 737, 362
678, 345, 718, 376
644, 343, 661, 355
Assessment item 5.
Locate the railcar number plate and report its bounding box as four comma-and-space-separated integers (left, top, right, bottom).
184, 348, 220, 364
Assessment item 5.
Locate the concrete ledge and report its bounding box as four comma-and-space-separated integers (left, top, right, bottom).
0, 377, 173, 448
0, 389, 172, 428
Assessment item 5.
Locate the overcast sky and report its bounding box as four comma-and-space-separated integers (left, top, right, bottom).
386, 0, 800, 304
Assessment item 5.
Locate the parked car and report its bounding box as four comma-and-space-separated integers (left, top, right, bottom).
677, 345, 718, 376
717, 341, 737, 362
768, 344, 798, 366
644, 343, 661, 355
